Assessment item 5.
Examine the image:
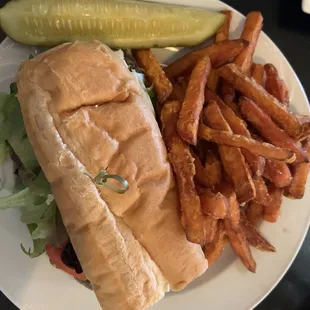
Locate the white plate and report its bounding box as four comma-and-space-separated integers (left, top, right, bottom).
302, 0, 310, 14
0, 0, 309, 309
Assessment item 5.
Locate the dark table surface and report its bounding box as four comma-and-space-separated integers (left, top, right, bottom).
1, 0, 310, 309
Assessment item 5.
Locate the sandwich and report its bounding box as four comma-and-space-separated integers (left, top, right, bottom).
13, 41, 208, 309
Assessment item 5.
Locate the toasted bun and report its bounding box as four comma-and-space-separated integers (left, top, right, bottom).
16, 41, 207, 309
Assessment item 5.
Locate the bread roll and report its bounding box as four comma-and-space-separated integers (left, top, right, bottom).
16, 41, 207, 309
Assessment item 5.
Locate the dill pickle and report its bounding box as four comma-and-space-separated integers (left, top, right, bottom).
0, 0, 225, 48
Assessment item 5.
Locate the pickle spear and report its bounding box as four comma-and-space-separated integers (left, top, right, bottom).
0, 0, 225, 48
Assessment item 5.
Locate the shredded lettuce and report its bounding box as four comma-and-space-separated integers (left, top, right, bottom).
146, 86, 157, 105
133, 71, 158, 106
21, 224, 46, 258
0, 172, 49, 210
0, 81, 67, 258
0, 88, 39, 173
10, 82, 17, 96
0, 171, 66, 257
0, 140, 8, 164
0, 187, 33, 209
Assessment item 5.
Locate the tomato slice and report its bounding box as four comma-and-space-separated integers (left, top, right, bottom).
45, 244, 86, 280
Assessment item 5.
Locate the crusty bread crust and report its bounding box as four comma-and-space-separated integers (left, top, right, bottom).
16, 41, 207, 309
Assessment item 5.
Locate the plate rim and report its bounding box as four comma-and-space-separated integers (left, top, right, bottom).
0, 0, 309, 310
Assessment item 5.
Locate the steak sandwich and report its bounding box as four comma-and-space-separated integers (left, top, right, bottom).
16, 41, 208, 309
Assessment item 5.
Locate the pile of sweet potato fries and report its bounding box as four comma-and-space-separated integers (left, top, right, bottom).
132, 10, 310, 272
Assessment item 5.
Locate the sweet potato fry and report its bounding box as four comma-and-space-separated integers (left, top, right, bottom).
192, 139, 207, 162
204, 147, 223, 189
285, 163, 310, 199
263, 159, 293, 188
224, 100, 241, 117
240, 212, 276, 252
206, 10, 232, 95
264, 63, 289, 106
213, 82, 239, 117
296, 115, 310, 141
161, 101, 206, 244
254, 132, 292, 189
231, 143, 265, 178
161, 100, 180, 149
220, 12, 263, 108
252, 177, 272, 206
175, 75, 190, 90
203, 102, 255, 203
216, 10, 232, 42
192, 151, 214, 188
204, 216, 219, 244
205, 90, 245, 130
198, 124, 295, 162
207, 69, 220, 93
168, 145, 206, 244
234, 11, 263, 73
220, 80, 236, 104
177, 56, 211, 145
303, 137, 310, 155
263, 183, 283, 223
251, 63, 264, 86
246, 201, 264, 226
285, 137, 310, 198
240, 97, 308, 163
164, 39, 249, 80
204, 220, 227, 265
132, 49, 172, 104
205, 89, 265, 177
224, 218, 256, 273
169, 81, 187, 102
200, 188, 229, 219
195, 184, 207, 196
218, 64, 305, 139
191, 148, 205, 173
170, 76, 190, 102
219, 182, 241, 226
296, 115, 310, 128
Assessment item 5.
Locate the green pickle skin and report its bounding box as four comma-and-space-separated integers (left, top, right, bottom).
0, 0, 225, 48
